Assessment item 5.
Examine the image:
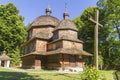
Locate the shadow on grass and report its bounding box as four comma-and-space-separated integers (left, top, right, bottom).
113, 70, 120, 80
0, 71, 43, 80
54, 73, 81, 80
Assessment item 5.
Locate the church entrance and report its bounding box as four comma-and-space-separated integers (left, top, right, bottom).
1, 61, 5, 67
69, 55, 76, 67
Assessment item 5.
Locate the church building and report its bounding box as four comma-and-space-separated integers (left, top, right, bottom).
21, 6, 92, 70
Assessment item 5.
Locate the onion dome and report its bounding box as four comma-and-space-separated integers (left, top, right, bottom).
54, 19, 78, 32
27, 6, 59, 31
53, 9, 78, 32
46, 5, 52, 16
63, 11, 69, 20
30, 16, 59, 27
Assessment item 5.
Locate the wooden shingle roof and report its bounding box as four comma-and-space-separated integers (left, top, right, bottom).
53, 19, 78, 32
21, 48, 92, 58
46, 48, 92, 56
27, 15, 59, 31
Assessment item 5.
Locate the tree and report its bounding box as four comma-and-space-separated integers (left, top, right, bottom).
73, 7, 95, 54
0, 3, 27, 65
9, 47, 22, 66
73, 7, 110, 54
97, 0, 120, 40
97, 0, 120, 69
73, 7, 116, 69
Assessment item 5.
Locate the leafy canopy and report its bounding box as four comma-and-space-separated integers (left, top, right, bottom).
0, 3, 27, 65
73, 6, 119, 69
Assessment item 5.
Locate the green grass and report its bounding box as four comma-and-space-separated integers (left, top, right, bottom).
0, 68, 119, 80
115, 70, 120, 80
100, 70, 115, 80
0, 68, 81, 80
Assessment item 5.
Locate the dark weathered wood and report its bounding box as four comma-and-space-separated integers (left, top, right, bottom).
22, 7, 92, 70
89, 10, 103, 70
69, 55, 76, 67
21, 55, 35, 67
89, 18, 103, 27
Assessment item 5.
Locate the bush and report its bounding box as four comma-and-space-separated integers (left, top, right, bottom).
81, 66, 100, 80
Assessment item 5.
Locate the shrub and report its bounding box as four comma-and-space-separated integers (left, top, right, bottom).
81, 66, 100, 80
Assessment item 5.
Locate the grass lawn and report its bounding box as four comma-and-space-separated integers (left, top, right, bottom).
100, 70, 115, 80
0, 67, 118, 80
115, 70, 120, 80
0, 68, 81, 80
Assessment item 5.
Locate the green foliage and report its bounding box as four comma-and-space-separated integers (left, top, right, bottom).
73, 7, 96, 54
81, 66, 100, 80
97, 0, 120, 39
73, 5, 120, 69
0, 3, 27, 65
98, 55, 104, 66
97, 0, 120, 68
73, 7, 113, 65
108, 41, 120, 67
8, 47, 21, 65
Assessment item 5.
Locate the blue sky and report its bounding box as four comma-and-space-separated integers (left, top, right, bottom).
0, 0, 99, 25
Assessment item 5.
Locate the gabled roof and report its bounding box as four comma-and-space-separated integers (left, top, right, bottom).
27, 15, 60, 31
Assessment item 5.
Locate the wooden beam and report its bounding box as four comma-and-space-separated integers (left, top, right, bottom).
89, 10, 103, 70
89, 18, 103, 27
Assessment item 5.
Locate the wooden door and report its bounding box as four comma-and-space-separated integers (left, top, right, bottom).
69, 55, 76, 67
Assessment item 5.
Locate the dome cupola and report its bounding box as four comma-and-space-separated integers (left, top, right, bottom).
46, 5, 52, 16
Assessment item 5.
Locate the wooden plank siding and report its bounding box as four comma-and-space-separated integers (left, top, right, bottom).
58, 30, 78, 39
21, 54, 85, 69
60, 54, 85, 68
36, 40, 47, 52
63, 40, 83, 50
21, 55, 35, 69
22, 55, 46, 69
32, 27, 54, 38
34, 55, 41, 69
46, 54, 61, 69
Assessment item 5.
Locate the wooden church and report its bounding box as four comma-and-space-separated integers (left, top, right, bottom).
21, 6, 92, 70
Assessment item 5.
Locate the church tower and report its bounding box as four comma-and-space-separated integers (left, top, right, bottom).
21, 6, 60, 69
46, 7, 92, 69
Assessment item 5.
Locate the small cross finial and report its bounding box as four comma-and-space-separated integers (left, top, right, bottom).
46, 0, 52, 16
2, 49, 6, 55
48, 0, 50, 8
65, 3, 67, 12
63, 2, 69, 19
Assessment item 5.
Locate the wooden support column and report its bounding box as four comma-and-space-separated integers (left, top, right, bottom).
0, 60, 1, 67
